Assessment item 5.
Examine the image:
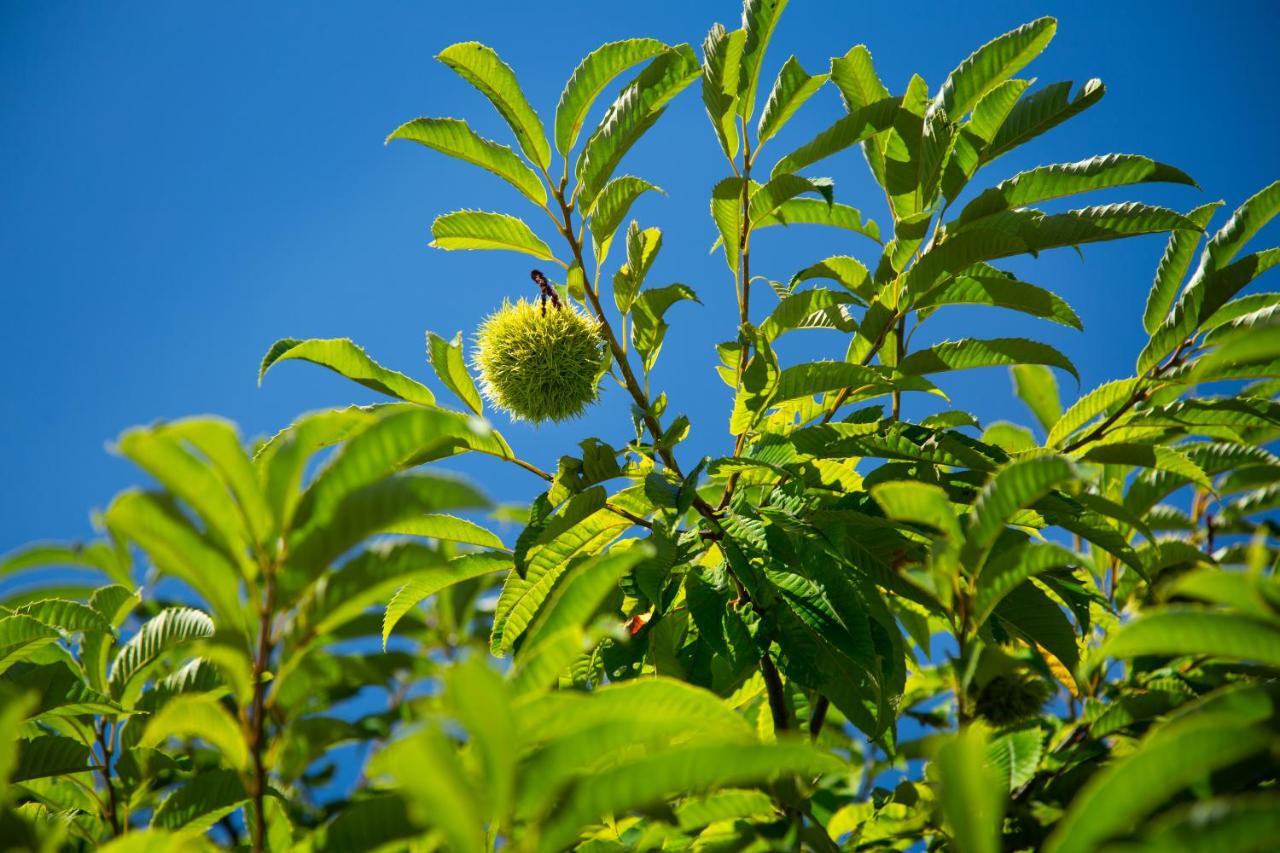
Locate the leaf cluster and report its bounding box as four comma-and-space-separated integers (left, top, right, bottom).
4, 2, 1280, 851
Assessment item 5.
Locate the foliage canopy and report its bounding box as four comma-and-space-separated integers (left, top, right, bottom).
4, 2, 1280, 851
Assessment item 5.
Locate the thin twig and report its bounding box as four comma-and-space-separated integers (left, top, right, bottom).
247, 571, 276, 853
760, 651, 791, 732
95, 719, 120, 837
1062, 338, 1192, 454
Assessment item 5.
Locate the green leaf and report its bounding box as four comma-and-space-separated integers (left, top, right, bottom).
381, 513, 505, 549
555, 38, 669, 155
2, 662, 122, 717
830, 44, 889, 113
974, 541, 1080, 626
139, 694, 248, 770
736, 0, 789, 119
631, 283, 700, 371
443, 659, 518, 819
10, 599, 111, 635
983, 78, 1105, 165
587, 176, 662, 261
297, 541, 448, 639
518, 677, 754, 747
1137, 793, 1280, 852
429, 210, 556, 261
986, 727, 1044, 792
1204, 179, 1280, 271
382, 552, 511, 648
906, 229, 1029, 293
871, 481, 962, 604
748, 174, 833, 223
955, 154, 1196, 227
0, 690, 35, 784
1045, 377, 1139, 448
259, 338, 436, 405
1078, 443, 1212, 489
163, 418, 270, 546
94, 586, 139, 627
290, 406, 506, 540
899, 338, 1078, 382
385, 117, 545, 205
700, 24, 747, 160
613, 221, 662, 314
952, 203, 1198, 255
515, 682, 761, 819
1044, 714, 1272, 853
255, 405, 382, 538
105, 491, 241, 628
109, 607, 215, 696
793, 421, 998, 472
491, 509, 630, 655
426, 331, 483, 415
152, 769, 247, 831
937, 17, 1056, 119
1167, 568, 1278, 619
115, 426, 253, 576
11, 735, 91, 782
769, 98, 899, 178
995, 580, 1079, 673
1142, 201, 1223, 334
0, 540, 128, 587
675, 790, 777, 831
286, 474, 488, 594
932, 727, 1003, 853
1088, 608, 1280, 672
915, 274, 1082, 330
917, 103, 958, 206
752, 198, 880, 243
1138, 247, 1280, 373
710, 176, 746, 273
521, 545, 650, 657
0, 616, 60, 670
941, 79, 1030, 202
778, 361, 927, 408
768, 577, 885, 737
576, 45, 700, 207
757, 56, 827, 144
1011, 364, 1062, 433
962, 455, 1076, 570
537, 743, 840, 853
759, 288, 857, 339
436, 41, 550, 170
729, 331, 780, 435
318, 796, 414, 853
790, 255, 873, 299
369, 725, 486, 853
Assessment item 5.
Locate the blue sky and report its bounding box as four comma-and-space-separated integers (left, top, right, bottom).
3, 0, 1278, 558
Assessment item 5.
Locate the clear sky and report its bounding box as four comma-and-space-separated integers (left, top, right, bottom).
3, 0, 1278, 559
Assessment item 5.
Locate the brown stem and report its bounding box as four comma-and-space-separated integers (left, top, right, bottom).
954, 634, 972, 726
952, 595, 974, 726
1062, 338, 1192, 454
248, 573, 275, 853
808, 695, 830, 740
96, 719, 120, 837
819, 312, 901, 425
550, 184, 725, 529
890, 315, 906, 420
717, 143, 759, 505
760, 650, 791, 732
